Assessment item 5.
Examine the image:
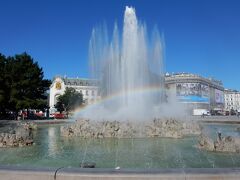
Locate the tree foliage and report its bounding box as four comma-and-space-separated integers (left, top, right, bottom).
55, 87, 83, 114
0, 52, 51, 119
0, 54, 7, 113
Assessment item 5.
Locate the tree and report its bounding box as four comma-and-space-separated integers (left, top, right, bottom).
0, 54, 8, 116
0, 52, 51, 119
55, 87, 83, 116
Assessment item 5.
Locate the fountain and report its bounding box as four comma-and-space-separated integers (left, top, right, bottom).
83, 6, 165, 121
61, 6, 200, 138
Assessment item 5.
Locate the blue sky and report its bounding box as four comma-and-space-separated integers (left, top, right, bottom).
0, 0, 240, 90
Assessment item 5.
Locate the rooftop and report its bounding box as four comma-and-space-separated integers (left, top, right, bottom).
165, 72, 223, 86
54, 76, 99, 86
224, 89, 240, 93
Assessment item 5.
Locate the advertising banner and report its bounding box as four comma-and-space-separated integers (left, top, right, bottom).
176, 83, 209, 103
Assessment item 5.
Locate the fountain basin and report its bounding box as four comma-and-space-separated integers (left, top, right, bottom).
0, 122, 240, 168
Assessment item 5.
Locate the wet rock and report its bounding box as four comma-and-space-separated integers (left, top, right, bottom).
0, 135, 3, 142
25, 139, 34, 146
0, 125, 34, 148
198, 134, 215, 151
16, 127, 29, 140
60, 119, 135, 138
146, 118, 200, 138
61, 118, 200, 139
198, 134, 240, 153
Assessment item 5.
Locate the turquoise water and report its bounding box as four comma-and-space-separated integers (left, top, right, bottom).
0, 123, 240, 168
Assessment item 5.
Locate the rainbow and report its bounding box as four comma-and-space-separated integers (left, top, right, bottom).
73, 85, 164, 117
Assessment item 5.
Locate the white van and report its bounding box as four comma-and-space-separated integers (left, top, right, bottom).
193, 109, 210, 116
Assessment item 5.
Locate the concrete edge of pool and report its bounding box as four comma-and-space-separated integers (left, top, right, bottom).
0, 166, 240, 180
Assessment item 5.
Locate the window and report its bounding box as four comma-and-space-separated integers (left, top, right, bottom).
86, 90, 88, 96
92, 90, 95, 96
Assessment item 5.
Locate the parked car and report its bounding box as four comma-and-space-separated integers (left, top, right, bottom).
53, 113, 65, 119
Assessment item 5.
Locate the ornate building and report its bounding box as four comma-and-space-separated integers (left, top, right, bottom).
49, 76, 100, 108
165, 73, 225, 112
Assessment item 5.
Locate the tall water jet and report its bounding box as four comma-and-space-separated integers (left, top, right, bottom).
86, 6, 165, 121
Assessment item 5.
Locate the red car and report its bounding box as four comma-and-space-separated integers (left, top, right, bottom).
53, 113, 65, 119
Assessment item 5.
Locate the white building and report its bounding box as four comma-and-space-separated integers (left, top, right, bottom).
49, 76, 100, 108
224, 89, 240, 112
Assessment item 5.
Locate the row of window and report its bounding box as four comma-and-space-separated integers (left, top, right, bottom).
225, 95, 240, 98
225, 107, 240, 111
224, 98, 240, 101
77, 90, 99, 96
226, 102, 240, 106
66, 82, 97, 86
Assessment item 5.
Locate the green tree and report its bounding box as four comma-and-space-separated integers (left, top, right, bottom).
55, 87, 83, 116
0, 54, 8, 116
0, 52, 51, 119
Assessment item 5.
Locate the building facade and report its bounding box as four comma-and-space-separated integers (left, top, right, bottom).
224, 89, 240, 112
49, 76, 100, 108
165, 73, 225, 112
49, 73, 226, 113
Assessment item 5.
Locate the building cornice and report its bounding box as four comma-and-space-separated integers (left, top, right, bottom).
165, 76, 224, 91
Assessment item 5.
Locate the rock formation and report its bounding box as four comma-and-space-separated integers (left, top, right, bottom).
61, 118, 201, 138
0, 122, 36, 148
198, 133, 240, 153
61, 119, 137, 138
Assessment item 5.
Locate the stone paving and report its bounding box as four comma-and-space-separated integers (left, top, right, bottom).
0, 166, 240, 180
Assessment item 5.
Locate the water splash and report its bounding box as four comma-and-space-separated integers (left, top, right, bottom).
85, 6, 165, 121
